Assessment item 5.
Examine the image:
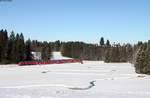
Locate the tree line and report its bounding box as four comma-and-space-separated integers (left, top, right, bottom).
135, 41, 150, 74
0, 29, 52, 64
60, 37, 134, 62
0, 30, 32, 64
60, 37, 150, 74
0, 29, 150, 74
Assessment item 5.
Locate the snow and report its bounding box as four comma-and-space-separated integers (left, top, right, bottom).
0, 52, 150, 98
51, 52, 71, 60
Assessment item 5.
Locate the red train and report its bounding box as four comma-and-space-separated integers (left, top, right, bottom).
18, 59, 83, 66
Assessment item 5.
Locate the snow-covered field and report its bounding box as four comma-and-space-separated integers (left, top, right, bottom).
0, 52, 150, 98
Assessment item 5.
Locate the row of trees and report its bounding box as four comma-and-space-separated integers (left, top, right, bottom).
61, 41, 111, 60
0, 29, 53, 64
30, 40, 52, 60
1, 29, 150, 74
22, 37, 150, 75
0, 30, 32, 64
0, 33, 115, 63
60, 37, 134, 62
104, 44, 133, 63
135, 41, 150, 74
60, 37, 150, 74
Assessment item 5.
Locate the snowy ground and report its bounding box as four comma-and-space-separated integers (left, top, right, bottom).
0, 52, 150, 98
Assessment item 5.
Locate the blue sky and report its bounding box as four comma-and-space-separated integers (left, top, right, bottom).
0, 0, 150, 44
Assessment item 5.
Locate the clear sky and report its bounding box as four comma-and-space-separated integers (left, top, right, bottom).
0, 0, 150, 44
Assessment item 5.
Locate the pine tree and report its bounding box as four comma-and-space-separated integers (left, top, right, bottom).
106, 40, 110, 47
54, 40, 61, 51
0, 29, 4, 62
25, 39, 32, 61
100, 37, 104, 46
0, 29, 8, 63
15, 33, 21, 62
18, 33, 25, 61
7, 31, 16, 63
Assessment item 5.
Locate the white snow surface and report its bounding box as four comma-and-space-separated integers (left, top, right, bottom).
0, 52, 150, 98
51, 52, 71, 60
